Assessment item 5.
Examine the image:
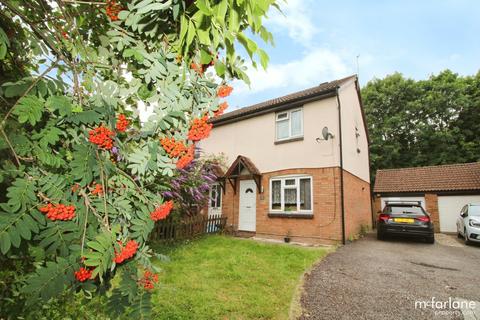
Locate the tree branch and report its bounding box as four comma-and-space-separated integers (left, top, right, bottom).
0, 60, 59, 129
0, 0, 68, 61
0, 128, 21, 167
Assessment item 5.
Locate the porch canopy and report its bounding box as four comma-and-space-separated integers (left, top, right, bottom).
223, 155, 262, 194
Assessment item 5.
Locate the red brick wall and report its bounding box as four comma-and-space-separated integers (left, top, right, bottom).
425, 193, 440, 232
372, 195, 382, 226
343, 170, 372, 239
220, 167, 371, 245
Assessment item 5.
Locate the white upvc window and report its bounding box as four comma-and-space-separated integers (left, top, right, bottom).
209, 183, 222, 208
270, 175, 313, 213
275, 108, 303, 141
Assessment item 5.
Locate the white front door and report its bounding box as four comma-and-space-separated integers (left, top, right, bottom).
438, 195, 480, 232
208, 183, 222, 217
239, 180, 256, 231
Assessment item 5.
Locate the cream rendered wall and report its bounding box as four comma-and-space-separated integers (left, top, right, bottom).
200, 97, 341, 173
338, 80, 370, 183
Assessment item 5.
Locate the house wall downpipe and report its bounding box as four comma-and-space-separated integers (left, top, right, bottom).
336, 87, 346, 245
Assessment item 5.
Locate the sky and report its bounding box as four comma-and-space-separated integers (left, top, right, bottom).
226, 0, 480, 111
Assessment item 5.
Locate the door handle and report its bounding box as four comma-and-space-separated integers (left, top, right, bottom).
246, 206, 251, 208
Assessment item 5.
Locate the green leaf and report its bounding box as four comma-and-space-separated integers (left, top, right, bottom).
215, 0, 228, 25
214, 60, 226, 76
196, 0, 212, 15
12, 95, 44, 126
69, 144, 97, 186
6, 178, 36, 213
46, 95, 72, 117
179, 15, 188, 42
34, 126, 63, 148
66, 109, 102, 125
199, 49, 212, 65
257, 48, 269, 70
84, 232, 115, 279
186, 19, 196, 50
0, 231, 11, 254
22, 257, 77, 301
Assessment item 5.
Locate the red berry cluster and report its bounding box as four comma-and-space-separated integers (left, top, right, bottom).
187, 116, 212, 141
160, 137, 187, 158
91, 183, 103, 196
39, 203, 76, 221
190, 53, 217, 75
74, 267, 93, 282
150, 200, 174, 221
190, 63, 206, 75
214, 102, 228, 117
116, 114, 129, 132
89, 126, 115, 150
176, 144, 195, 169
105, 0, 122, 21
114, 240, 139, 264
139, 270, 159, 290
217, 85, 233, 98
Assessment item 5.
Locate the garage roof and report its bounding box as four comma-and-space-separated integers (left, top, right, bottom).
373, 162, 480, 193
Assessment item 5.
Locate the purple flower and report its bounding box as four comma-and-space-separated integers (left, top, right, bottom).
111, 146, 118, 154
163, 191, 174, 198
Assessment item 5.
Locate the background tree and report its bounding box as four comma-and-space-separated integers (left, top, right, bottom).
0, 0, 277, 317
362, 70, 480, 182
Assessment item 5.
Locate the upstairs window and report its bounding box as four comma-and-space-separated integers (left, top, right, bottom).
275, 108, 303, 141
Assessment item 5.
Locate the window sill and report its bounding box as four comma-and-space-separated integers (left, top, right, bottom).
274, 136, 304, 145
268, 212, 313, 219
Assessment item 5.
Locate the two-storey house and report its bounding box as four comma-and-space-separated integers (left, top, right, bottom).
201, 75, 372, 244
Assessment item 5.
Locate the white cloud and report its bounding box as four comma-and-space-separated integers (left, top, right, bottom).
265, 0, 320, 47
232, 48, 352, 98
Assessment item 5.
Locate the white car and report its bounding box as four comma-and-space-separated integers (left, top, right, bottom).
457, 203, 480, 245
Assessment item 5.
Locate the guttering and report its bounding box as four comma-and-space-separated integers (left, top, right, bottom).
210, 90, 337, 127
336, 87, 346, 245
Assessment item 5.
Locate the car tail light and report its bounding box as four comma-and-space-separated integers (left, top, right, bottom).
378, 214, 390, 222
416, 216, 430, 222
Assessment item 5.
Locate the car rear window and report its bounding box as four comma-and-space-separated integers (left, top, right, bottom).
384, 206, 425, 215
470, 205, 480, 216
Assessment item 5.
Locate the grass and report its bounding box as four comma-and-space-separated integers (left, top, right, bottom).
150, 235, 330, 320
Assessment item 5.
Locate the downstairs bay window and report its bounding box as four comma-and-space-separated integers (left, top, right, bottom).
270, 176, 312, 214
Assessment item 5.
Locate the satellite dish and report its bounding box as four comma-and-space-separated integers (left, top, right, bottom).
322, 126, 334, 140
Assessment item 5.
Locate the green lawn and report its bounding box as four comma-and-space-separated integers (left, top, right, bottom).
150, 236, 329, 320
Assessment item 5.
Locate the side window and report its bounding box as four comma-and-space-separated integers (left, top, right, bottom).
209, 184, 222, 208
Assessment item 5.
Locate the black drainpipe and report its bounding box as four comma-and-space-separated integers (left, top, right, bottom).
336, 87, 346, 245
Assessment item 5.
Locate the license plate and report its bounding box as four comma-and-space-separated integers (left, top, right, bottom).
394, 218, 414, 223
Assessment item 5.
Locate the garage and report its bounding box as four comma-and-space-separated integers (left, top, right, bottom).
438, 195, 480, 232
373, 162, 480, 232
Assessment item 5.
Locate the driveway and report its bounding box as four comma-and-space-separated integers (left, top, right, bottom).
300, 233, 480, 320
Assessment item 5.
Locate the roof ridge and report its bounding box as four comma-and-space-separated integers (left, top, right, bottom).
211, 74, 357, 124
377, 162, 480, 172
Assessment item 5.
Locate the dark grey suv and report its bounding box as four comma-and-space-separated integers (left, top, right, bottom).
377, 202, 435, 243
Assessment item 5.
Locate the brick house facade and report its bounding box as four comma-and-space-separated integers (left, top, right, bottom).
200, 75, 372, 245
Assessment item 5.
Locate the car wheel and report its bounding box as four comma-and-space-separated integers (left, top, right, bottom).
426, 236, 435, 244
457, 231, 462, 238
377, 232, 385, 240
464, 228, 472, 245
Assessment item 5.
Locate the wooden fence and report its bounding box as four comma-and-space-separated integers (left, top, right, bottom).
150, 214, 227, 241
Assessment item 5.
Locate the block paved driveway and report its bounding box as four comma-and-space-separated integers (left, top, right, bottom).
300, 233, 480, 320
